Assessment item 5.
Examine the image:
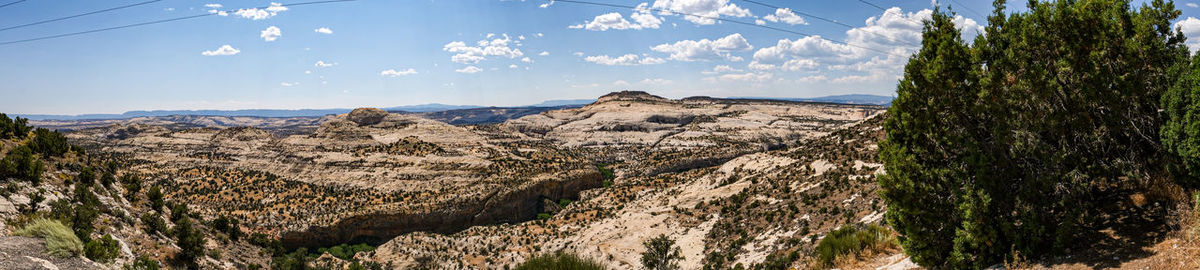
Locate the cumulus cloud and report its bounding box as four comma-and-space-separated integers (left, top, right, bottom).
234, 2, 287, 20
651, 33, 752, 61
204, 3, 222, 8
201, 45, 240, 56
539, 51, 550, 56
280, 82, 299, 87
260, 26, 281, 42
314, 61, 336, 67
705, 72, 773, 82
314, 27, 333, 34
571, 3, 662, 31
380, 68, 417, 77
651, 0, 752, 25
583, 54, 667, 65
763, 8, 807, 25
1189, 3, 1198, 8
455, 66, 482, 73
701, 64, 742, 75
1177, 17, 1200, 51
443, 34, 524, 64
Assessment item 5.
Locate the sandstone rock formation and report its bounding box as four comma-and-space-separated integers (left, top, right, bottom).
347, 107, 388, 126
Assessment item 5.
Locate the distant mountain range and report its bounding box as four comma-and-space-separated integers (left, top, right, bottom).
18, 95, 889, 121
732, 94, 895, 106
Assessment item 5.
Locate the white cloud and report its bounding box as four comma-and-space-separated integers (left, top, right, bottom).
572, 52, 584, 57
651, 33, 752, 61
1189, 3, 1198, 8
1178, 17, 1200, 51
521, 57, 533, 63
455, 66, 482, 74
571, 4, 662, 31
755, 19, 766, 25
204, 3, 222, 8
201, 45, 239, 56
280, 82, 299, 87
509, 64, 519, 68
651, 0, 752, 25
260, 26, 281, 42
763, 8, 807, 25
539, 51, 550, 56
640, 78, 673, 85
584, 54, 667, 65
952, 15, 983, 40
380, 68, 417, 77
314, 61, 336, 67
539, 0, 554, 8
443, 34, 524, 64
234, 2, 287, 20
706, 72, 773, 82
613, 80, 631, 86
537, 32, 544, 37
701, 64, 742, 74
314, 27, 333, 34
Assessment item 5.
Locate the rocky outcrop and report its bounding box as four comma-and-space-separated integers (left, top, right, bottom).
595, 91, 669, 104
313, 120, 372, 140
278, 170, 603, 249
212, 126, 274, 142
347, 108, 388, 126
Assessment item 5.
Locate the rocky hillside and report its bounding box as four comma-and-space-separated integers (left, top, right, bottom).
28, 91, 892, 269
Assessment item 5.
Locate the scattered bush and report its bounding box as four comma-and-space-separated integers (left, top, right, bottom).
146, 186, 164, 212
141, 212, 166, 236
29, 128, 70, 157
0, 145, 45, 185
84, 234, 121, 263
516, 252, 606, 270
123, 256, 161, 270
317, 243, 375, 260
15, 218, 84, 257
0, 113, 32, 140
641, 234, 682, 270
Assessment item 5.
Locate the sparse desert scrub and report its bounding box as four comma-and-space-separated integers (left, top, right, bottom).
515, 252, 606, 270
15, 218, 84, 257
1180, 192, 1200, 265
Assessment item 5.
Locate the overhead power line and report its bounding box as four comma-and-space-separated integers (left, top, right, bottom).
0, 0, 356, 46
0, 0, 27, 9
736, 0, 855, 29
0, 0, 165, 33
550, 0, 905, 57
737, 0, 918, 47
945, 0, 986, 18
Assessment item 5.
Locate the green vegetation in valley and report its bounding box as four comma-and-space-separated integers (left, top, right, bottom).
516, 252, 607, 270
881, 0, 1195, 268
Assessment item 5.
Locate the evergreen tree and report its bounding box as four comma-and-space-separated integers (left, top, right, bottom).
880, 0, 1187, 268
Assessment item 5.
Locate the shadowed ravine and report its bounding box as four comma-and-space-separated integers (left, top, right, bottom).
278, 171, 603, 249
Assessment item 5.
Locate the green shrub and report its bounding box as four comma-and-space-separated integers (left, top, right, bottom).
0, 145, 45, 185
122, 256, 161, 270
516, 252, 606, 270
85, 234, 121, 263
29, 128, 70, 157
812, 224, 895, 267
146, 186, 164, 212
641, 234, 682, 270
15, 218, 84, 257
537, 213, 552, 220
172, 215, 206, 266
141, 213, 166, 237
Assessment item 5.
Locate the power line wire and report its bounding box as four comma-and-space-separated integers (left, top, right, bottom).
737, 0, 918, 47
945, 0, 986, 18
0, 0, 356, 46
0, 0, 27, 9
0, 0, 164, 33
551, 0, 904, 57
736, 0, 855, 29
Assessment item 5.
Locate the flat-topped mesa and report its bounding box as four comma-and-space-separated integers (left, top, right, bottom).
212, 126, 273, 142
594, 90, 670, 104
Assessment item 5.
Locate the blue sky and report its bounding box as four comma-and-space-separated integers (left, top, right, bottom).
0, 0, 1192, 115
